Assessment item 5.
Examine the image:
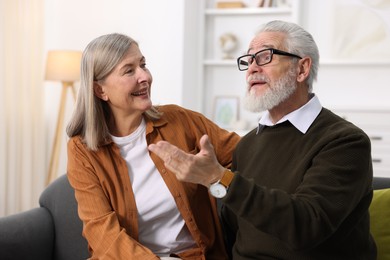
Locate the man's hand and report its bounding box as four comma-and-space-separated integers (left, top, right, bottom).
148, 135, 225, 187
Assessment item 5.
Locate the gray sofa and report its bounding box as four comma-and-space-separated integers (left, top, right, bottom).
0, 175, 389, 260
0, 175, 88, 260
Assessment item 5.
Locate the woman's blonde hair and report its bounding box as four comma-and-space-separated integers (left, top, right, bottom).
66, 33, 161, 151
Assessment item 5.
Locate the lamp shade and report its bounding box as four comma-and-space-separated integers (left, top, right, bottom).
45, 50, 82, 82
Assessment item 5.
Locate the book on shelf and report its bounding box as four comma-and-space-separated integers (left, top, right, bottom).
257, 0, 274, 7
216, 1, 245, 8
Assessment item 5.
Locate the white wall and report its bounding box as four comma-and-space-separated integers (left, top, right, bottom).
44, 0, 186, 178
299, 0, 390, 109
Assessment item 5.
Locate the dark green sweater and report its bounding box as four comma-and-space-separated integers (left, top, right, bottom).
222, 108, 376, 260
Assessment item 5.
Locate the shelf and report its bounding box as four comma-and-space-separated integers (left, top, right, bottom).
199, 0, 301, 129
204, 59, 236, 66
205, 7, 291, 15
320, 60, 390, 66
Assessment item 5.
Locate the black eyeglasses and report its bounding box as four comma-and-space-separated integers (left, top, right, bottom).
237, 48, 302, 71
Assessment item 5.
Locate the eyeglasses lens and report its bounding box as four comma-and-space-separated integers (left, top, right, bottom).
238, 49, 273, 71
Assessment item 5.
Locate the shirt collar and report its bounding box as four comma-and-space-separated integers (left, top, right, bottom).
258, 94, 322, 134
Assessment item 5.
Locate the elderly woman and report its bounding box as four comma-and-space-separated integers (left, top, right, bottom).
66, 33, 240, 260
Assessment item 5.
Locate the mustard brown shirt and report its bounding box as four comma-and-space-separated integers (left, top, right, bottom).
67, 104, 240, 260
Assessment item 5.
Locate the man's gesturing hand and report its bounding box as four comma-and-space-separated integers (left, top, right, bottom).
148, 135, 225, 187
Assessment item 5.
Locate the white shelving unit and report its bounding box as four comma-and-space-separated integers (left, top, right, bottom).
198, 0, 301, 131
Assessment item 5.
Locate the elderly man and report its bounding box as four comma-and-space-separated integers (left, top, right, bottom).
149, 20, 376, 259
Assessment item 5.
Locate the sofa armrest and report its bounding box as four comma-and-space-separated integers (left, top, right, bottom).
373, 177, 390, 190
39, 174, 89, 260
0, 207, 54, 260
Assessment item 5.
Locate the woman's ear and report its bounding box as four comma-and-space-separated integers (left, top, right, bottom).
297, 57, 311, 83
93, 82, 108, 101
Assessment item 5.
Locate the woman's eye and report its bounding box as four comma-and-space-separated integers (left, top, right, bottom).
140, 63, 147, 69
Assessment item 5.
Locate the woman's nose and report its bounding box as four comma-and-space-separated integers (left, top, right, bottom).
137, 67, 151, 82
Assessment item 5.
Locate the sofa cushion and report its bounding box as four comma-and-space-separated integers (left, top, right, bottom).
369, 188, 390, 260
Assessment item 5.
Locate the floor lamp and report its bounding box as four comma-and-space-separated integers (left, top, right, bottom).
45, 50, 82, 185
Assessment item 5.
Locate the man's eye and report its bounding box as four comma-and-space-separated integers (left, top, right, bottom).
140, 63, 147, 69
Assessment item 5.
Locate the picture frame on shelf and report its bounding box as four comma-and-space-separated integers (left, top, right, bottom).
213, 96, 239, 129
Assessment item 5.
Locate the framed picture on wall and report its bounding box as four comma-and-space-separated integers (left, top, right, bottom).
213, 96, 239, 129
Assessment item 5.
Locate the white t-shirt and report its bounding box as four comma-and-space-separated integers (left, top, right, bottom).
111, 118, 196, 256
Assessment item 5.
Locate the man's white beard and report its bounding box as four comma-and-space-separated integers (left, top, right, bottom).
243, 66, 297, 113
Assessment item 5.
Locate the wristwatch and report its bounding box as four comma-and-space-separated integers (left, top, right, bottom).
209, 169, 234, 198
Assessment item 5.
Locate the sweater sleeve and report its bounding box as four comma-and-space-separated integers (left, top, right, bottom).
67, 137, 159, 260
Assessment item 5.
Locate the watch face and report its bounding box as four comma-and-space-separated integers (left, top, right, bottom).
210, 183, 227, 198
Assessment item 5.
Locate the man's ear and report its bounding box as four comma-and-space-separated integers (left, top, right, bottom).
93, 82, 108, 101
297, 57, 311, 83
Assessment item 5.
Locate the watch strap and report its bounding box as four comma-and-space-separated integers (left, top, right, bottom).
220, 169, 234, 188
